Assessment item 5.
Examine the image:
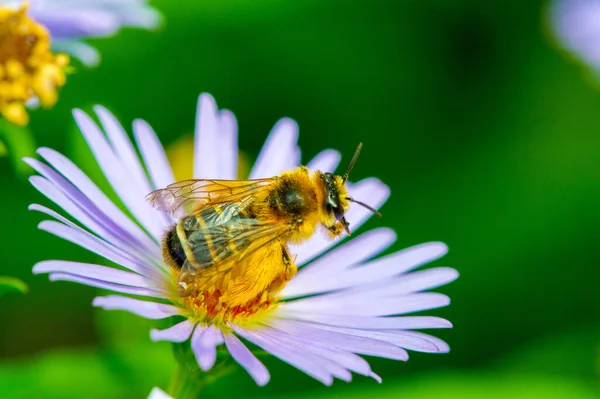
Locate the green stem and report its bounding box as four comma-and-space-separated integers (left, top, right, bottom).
169, 342, 237, 399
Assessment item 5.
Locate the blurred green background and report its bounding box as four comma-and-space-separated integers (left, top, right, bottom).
1, 0, 599, 398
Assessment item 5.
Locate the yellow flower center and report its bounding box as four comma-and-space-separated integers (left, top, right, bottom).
175, 257, 296, 330
0, 5, 70, 125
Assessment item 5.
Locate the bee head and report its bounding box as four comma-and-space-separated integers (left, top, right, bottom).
322, 172, 350, 223
319, 143, 381, 236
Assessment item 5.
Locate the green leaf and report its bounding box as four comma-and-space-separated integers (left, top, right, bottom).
0, 277, 28, 296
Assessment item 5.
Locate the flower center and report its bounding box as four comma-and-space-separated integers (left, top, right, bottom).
175, 257, 297, 329
0, 5, 69, 125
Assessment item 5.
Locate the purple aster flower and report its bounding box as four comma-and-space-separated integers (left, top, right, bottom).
28, 93, 458, 387
8, 0, 162, 66
549, 0, 600, 70
0, 1, 160, 125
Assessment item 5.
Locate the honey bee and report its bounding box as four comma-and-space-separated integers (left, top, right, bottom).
147, 143, 380, 308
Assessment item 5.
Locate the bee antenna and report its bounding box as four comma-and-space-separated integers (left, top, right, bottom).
347, 197, 382, 217
342, 143, 363, 183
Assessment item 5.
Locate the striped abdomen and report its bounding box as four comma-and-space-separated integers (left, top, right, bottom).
162, 202, 257, 270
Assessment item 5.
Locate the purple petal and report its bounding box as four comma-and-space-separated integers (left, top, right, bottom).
218, 110, 238, 179
94, 106, 155, 201
356, 267, 459, 297
289, 242, 449, 297
250, 118, 300, 179
194, 94, 221, 179
73, 109, 164, 239
34, 148, 159, 255
47, 273, 167, 298
34, 10, 121, 38
33, 260, 155, 288
151, 320, 196, 342
291, 177, 390, 265
191, 325, 224, 371
306, 149, 341, 173
223, 333, 270, 386
37, 220, 156, 277
93, 295, 180, 319
27, 163, 158, 263
231, 325, 334, 385
251, 325, 374, 379
282, 292, 450, 317
148, 387, 173, 399
395, 331, 450, 353
133, 119, 176, 191
265, 319, 408, 361
370, 372, 382, 383
51, 39, 100, 67
30, 204, 164, 280
114, 7, 162, 30
283, 227, 396, 298
297, 324, 442, 353
277, 312, 452, 330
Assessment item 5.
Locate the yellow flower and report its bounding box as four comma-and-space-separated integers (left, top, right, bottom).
0, 5, 69, 125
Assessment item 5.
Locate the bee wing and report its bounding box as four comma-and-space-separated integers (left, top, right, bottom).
146, 178, 275, 218
178, 204, 293, 291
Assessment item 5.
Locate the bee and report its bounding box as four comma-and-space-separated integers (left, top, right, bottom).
147, 143, 380, 307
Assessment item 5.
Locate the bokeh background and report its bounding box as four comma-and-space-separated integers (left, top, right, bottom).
1, 0, 599, 398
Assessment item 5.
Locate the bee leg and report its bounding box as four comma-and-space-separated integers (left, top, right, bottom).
281, 245, 297, 281
325, 220, 346, 238
266, 245, 297, 296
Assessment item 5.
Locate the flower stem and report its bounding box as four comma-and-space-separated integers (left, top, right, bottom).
169, 342, 236, 399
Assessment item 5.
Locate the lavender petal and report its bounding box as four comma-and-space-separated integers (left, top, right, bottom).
265, 319, 408, 361
218, 109, 239, 179
151, 320, 196, 342
306, 149, 342, 173
94, 105, 154, 202
277, 312, 452, 330
37, 220, 155, 277
73, 109, 164, 239
231, 325, 334, 385
288, 242, 449, 297
253, 325, 374, 378
355, 267, 459, 297
48, 273, 167, 298
281, 292, 450, 317
223, 333, 270, 386
296, 324, 441, 352
93, 295, 180, 319
133, 119, 176, 191
27, 166, 158, 262
249, 118, 300, 179
34, 148, 159, 255
51, 39, 100, 67
33, 260, 153, 288
283, 227, 396, 298
34, 10, 121, 38
193, 94, 221, 178
191, 325, 224, 371
147, 387, 173, 399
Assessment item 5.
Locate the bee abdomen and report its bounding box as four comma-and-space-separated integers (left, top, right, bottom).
163, 227, 186, 269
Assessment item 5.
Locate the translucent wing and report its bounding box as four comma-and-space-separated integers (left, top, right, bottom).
177, 201, 294, 292
146, 178, 275, 218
